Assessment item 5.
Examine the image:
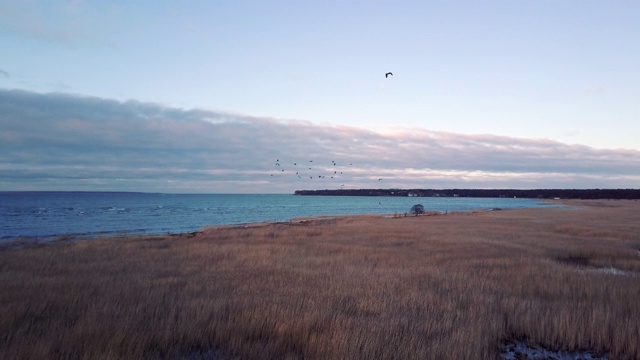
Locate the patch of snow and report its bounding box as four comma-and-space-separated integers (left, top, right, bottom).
578, 266, 631, 277
595, 266, 626, 276
501, 340, 607, 360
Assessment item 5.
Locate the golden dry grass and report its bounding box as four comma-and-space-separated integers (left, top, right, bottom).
1, 200, 640, 359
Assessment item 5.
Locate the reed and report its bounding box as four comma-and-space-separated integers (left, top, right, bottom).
1, 200, 639, 359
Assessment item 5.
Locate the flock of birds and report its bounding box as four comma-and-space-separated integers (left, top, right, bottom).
269, 72, 392, 186
271, 159, 382, 184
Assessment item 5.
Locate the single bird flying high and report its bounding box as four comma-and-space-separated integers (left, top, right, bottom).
385, 72, 393, 78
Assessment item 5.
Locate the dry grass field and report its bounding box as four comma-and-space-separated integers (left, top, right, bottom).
1, 200, 640, 359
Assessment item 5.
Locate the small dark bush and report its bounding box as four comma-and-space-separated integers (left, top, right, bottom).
410, 204, 425, 215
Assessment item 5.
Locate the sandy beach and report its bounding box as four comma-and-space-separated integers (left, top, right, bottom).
1, 200, 639, 359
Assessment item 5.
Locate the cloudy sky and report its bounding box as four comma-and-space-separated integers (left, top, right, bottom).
1, 1, 639, 193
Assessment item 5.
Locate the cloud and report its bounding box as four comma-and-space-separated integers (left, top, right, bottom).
0, 69, 9, 78
1, 89, 639, 193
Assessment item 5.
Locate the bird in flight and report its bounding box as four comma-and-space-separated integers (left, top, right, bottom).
385, 72, 393, 78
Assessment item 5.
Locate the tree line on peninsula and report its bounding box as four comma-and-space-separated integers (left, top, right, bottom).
294, 188, 640, 199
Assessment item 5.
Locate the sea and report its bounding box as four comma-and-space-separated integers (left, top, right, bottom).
0, 192, 556, 241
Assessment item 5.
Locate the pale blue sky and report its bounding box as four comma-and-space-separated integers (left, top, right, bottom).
1, 1, 639, 192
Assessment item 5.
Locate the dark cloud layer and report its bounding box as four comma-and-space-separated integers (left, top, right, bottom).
1, 89, 638, 193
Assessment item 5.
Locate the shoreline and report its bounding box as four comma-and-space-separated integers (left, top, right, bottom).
1, 201, 563, 249
0, 194, 550, 243
5, 198, 624, 249
0, 198, 612, 251
4, 198, 630, 248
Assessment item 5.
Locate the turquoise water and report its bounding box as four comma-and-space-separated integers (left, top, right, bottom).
0, 192, 555, 240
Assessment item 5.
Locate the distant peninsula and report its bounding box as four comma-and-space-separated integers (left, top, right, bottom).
294, 188, 640, 199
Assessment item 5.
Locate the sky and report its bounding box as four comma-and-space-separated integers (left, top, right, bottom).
1, 0, 639, 193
